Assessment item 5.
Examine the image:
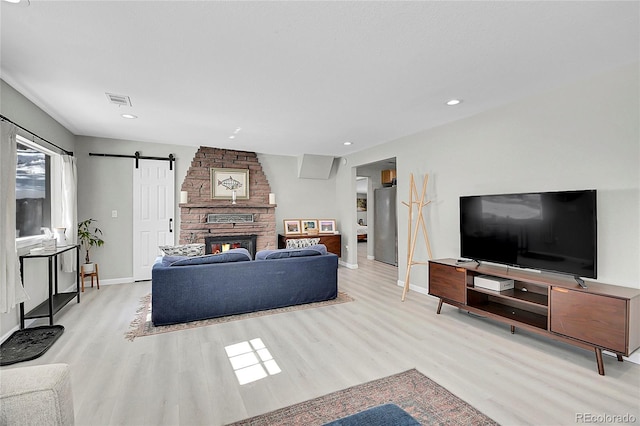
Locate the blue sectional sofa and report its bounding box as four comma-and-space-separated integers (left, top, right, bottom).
151, 246, 338, 326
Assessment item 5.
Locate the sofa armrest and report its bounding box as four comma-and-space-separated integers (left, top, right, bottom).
0, 363, 75, 426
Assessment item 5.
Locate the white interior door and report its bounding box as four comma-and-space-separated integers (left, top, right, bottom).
133, 159, 175, 281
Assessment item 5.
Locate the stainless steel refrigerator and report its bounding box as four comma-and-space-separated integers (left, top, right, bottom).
374, 186, 398, 266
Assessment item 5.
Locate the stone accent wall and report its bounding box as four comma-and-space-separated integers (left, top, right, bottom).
179, 147, 276, 252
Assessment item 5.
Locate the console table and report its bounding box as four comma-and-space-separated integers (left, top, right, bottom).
428, 258, 640, 375
278, 234, 341, 257
19, 245, 80, 329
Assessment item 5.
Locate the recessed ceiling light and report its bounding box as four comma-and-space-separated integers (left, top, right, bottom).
446, 99, 462, 106
234, 127, 242, 134
121, 114, 137, 119
343, 141, 352, 146
229, 135, 236, 139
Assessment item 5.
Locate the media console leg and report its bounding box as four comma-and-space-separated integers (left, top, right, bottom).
616, 354, 624, 362
595, 348, 605, 376
436, 299, 443, 314
510, 325, 515, 334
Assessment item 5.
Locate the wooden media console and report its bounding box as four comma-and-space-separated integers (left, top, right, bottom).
428, 258, 640, 375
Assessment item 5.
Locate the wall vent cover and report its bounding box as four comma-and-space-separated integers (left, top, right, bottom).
106, 93, 132, 107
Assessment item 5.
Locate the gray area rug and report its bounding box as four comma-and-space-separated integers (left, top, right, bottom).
125, 291, 354, 341
228, 369, 499, 425
0, 325, 64, 366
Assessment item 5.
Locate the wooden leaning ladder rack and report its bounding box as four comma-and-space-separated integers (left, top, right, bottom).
402, 173, 433, 301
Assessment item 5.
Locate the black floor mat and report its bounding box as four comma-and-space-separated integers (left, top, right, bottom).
0, 325, 64, 366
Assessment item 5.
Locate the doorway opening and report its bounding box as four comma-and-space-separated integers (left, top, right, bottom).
355, 157, 397, 268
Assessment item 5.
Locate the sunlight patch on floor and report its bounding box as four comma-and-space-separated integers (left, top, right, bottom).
225, 338, 281, 385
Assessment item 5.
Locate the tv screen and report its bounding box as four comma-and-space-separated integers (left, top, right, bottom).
460, 190, 597, 278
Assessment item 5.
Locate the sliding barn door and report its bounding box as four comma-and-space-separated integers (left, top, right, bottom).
133, 159, 174, 281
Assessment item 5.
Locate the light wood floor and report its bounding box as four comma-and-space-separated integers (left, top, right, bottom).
3, 243, 639, 425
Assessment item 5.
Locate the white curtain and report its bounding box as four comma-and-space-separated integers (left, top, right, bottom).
58, 155, 77, 272
0, 121, 29, 313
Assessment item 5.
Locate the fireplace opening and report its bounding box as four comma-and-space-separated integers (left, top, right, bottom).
205, 235, 258, 259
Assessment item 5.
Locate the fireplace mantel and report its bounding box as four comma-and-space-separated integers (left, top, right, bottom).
180, 202, 275, 209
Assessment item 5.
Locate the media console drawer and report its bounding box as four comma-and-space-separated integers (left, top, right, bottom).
550, 288, 627, 354
428, 261, 466, 304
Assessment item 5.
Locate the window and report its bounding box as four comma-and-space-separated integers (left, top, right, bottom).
16, 136, 52, 239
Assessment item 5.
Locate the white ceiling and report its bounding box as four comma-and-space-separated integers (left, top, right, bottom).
1, 1, 638, 157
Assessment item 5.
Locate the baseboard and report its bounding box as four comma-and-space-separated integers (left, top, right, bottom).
396, 280, 429, 296
99, 277, 135, 285
339, 261, 358, 269
1, 325, 20, 343
0, 318, 42, 343
604, 349, 640, 365
367, 255, 375, 260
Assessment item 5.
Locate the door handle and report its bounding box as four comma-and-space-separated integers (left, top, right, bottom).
169, 218, 173, 232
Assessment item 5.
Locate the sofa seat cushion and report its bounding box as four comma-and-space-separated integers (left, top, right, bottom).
164, 248, 252, 266
256, 244, 327, 260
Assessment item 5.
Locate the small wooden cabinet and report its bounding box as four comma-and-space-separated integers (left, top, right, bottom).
381, 169, 396, 185
428, 258, 640, 375
278, 234, 341, 257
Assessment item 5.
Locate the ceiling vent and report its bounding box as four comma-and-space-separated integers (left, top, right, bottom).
105, 93, 132, 107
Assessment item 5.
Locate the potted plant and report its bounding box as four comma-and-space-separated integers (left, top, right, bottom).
77, 218, 105, 272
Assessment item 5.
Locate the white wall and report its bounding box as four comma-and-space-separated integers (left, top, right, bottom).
74, 137, 198, 282
1, 80, 77, 337
259, 154, 339, 235
339, 63, 640, 290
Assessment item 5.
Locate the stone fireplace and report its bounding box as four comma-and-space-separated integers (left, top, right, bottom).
179, 147, 276, 253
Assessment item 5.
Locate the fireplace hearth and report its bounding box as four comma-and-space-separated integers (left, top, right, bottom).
205, 235, 258, 259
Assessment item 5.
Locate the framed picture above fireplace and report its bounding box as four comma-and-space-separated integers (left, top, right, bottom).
211, 168, 249, 200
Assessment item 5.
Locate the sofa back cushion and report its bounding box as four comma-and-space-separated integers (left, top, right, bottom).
256, 244, 327, 260
165, 248, 252, 266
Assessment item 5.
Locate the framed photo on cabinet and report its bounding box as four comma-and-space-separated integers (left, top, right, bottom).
301, 219, 319, 234
319, 219, 336, 234
284, 220, 301, 235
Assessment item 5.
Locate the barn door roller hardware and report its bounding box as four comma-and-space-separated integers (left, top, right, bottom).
89, 151, 175, 170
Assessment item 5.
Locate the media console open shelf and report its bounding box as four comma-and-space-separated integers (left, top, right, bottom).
428, 258, 640, 375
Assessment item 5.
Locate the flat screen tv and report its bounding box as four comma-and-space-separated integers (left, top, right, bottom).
460, 190, 597, 279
